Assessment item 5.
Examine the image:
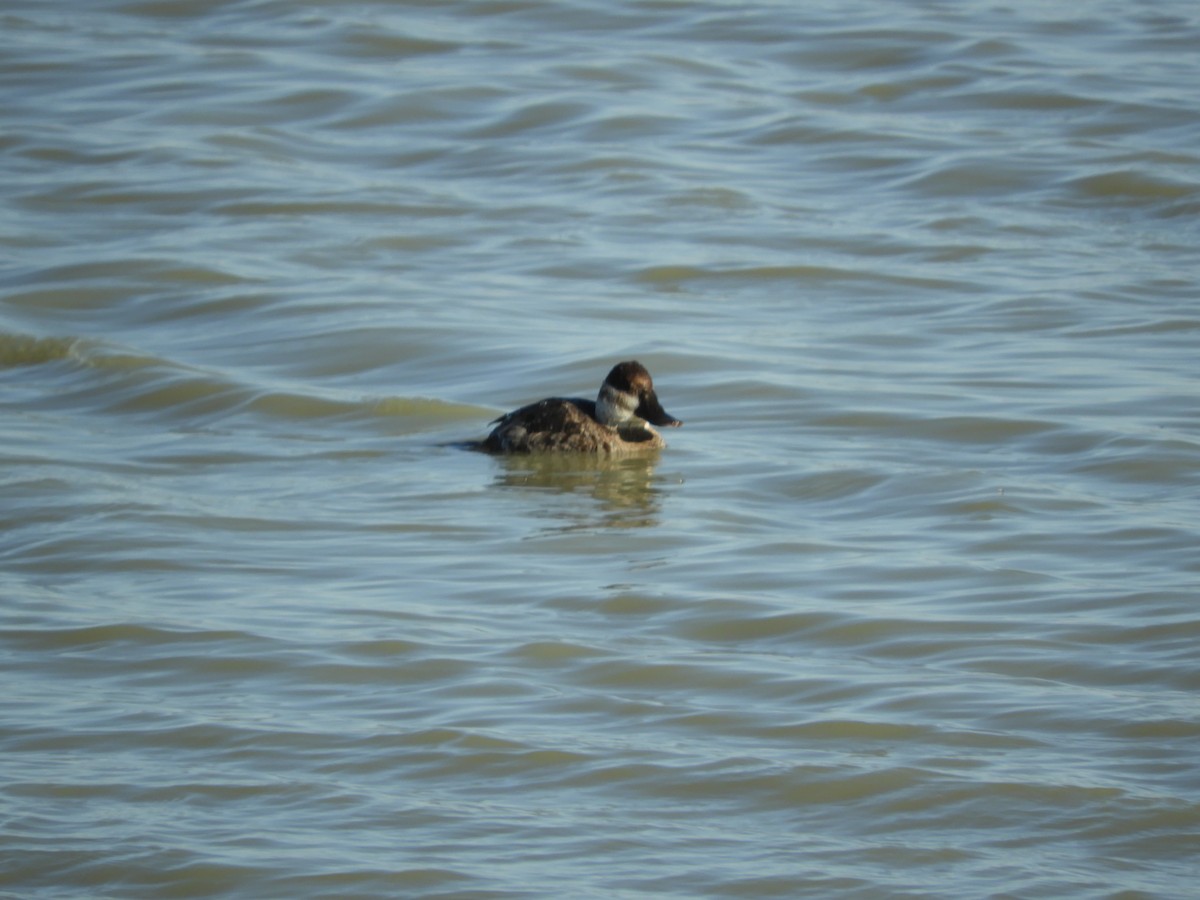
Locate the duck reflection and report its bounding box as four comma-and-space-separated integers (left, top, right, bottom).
490, 452, 671, 530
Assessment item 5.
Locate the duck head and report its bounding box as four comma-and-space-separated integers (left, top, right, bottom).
594, 360, 682, 429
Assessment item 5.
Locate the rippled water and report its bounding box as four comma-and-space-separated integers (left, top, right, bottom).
3, 1, 1199, 897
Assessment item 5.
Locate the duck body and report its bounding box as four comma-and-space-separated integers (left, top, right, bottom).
482, 361, 682, 454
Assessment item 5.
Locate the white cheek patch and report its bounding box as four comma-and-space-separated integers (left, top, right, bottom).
596, 385, 638, 425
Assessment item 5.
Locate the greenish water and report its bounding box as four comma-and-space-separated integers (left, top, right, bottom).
3, 1, 1199, 897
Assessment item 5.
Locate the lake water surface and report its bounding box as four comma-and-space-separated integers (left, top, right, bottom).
2, 1, 1199, 897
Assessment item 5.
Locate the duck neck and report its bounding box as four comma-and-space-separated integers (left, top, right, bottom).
595, 384, 639, 427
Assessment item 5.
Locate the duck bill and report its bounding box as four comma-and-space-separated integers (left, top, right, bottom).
636, 390, 682, 427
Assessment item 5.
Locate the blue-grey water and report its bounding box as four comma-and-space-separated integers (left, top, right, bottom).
3, 1, 1199, 897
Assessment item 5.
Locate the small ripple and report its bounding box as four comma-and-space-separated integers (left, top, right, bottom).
902, 157, 1056, 197
0, 622, 257, 654
463, 99, 592, 140
337, 29, 466, 60
0, 332, 77, 367
810, 411, 1057, 444
633, 263, 973, 293
1066, 168, 1200, 205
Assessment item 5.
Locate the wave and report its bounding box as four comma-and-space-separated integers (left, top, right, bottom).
0, 330, 485, 434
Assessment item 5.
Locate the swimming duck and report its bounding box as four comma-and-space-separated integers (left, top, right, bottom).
482, 361, 682, 454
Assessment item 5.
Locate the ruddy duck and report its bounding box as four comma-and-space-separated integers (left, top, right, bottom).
482, 361, 682, 454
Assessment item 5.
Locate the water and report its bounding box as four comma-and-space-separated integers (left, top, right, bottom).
3, 1, 1199, 897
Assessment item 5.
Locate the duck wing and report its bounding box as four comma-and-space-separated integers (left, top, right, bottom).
484, 397, 602, 452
